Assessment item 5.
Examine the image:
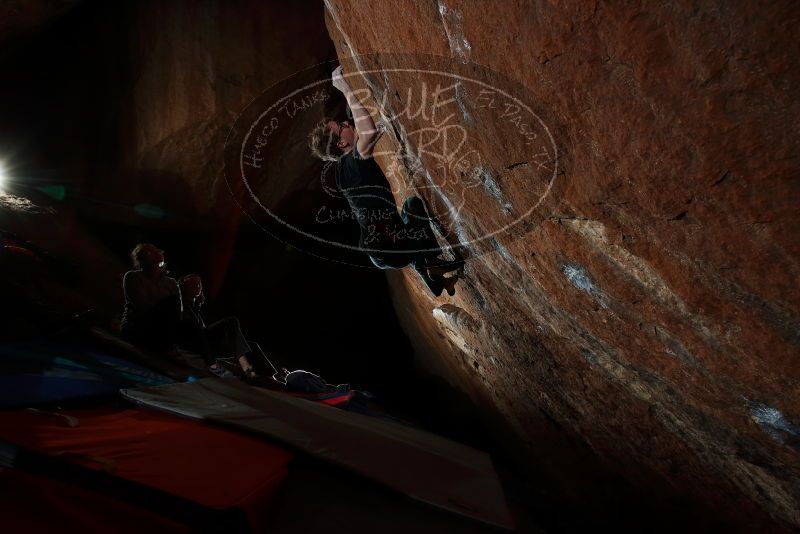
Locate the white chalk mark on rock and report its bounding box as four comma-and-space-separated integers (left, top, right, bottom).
562, 218, 723, 351
454, 81, 473, 124
751, 404, 799, 443
491, 237, 515, 264
562, 264, 609, 308
433, 304, 479, 356
479, 167, 513, 213
437, 1, 473, 123
423, 169, 473, 248
437, 1, 471, 62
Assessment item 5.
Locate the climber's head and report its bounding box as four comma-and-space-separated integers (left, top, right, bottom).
131, 243, 165, 273
308, 118, 355, 161
181, 274, 203, 300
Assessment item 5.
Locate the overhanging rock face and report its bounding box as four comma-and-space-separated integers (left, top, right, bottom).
323, 0, 800, 529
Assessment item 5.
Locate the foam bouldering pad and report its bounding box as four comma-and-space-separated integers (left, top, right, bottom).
0, 405, 293, 532
122, 378, 513, 529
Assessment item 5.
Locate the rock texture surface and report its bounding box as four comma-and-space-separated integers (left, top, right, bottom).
120, 1, 330, 212
324, 0, 800, 529
0, 0, 337, 307
0, 0, 417, 403
113, 0, 336, 292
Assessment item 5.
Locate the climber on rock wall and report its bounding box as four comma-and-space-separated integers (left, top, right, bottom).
308, 66, 461, 297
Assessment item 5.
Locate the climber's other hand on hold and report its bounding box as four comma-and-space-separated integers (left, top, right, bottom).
332, 65, 350, 93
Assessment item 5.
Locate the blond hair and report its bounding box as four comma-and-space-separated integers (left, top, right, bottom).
308, 118, 341, 162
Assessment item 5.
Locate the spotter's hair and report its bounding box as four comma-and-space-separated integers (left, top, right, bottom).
308, 118, 341, 162
130, 243, 151, 270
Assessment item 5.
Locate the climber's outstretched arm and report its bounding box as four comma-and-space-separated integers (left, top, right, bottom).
332, 66, 381, 157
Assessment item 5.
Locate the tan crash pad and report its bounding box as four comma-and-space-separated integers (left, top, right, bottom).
121, 378, 513, 529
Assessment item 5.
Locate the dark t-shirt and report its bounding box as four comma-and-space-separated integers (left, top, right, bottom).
121, 270, 180, 327
335, 146, 399, 234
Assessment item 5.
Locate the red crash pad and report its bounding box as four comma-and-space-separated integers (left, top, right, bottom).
0, 406, 294, 532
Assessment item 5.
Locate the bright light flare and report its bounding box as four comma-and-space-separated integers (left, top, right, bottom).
0, 161, 6, 192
